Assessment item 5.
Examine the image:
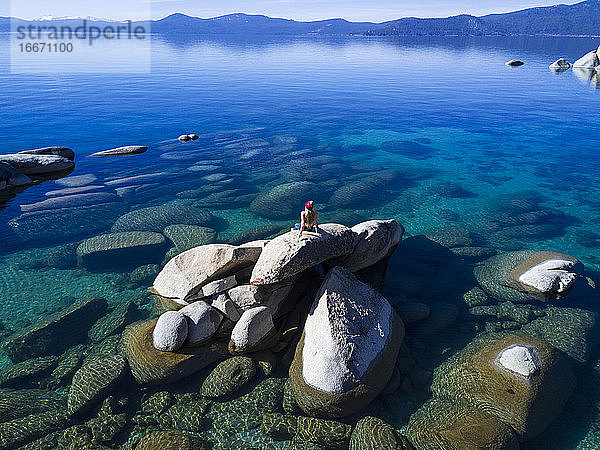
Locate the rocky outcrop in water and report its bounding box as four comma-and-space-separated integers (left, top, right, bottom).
111, 205, 213, 233
474, 250, 583, 303
289, 267, 404, 418
90, 145, 148, 156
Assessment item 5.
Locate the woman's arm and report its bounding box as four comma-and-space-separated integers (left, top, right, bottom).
315, 212, 319, 233
299, 211, 305, 237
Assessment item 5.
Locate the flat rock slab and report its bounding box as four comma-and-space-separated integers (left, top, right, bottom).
153, 243, 264, 302
120, 319, 226, 385
105, 172, 168, 187
163, 224, 217, 254
77, 232, 166, 269
45, 185, 105, 196
111, 205, 213, 233
2, 297, 108, 363
55, 173, 97, 187
67, 355, 128, 414
0, 356, 58, 388
251, 223, 355, 285
90, 146, 148, 156
0, 410, 69, 449
0, 154, 74, 175
20, 192, 120, 212
7, 203, 127, 245
18, 146, 75, 161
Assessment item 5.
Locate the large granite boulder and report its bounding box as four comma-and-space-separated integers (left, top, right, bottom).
111, 205, 212, 233
350, 416, 413, 450
76, 232, 166, 269
0, 153, 74, 175
2, 297, 107, 363
120, 319, 226, 385
329, 219, 404, 272
250, 181, 320, 219
289, 267, 404, 418
474, 251, 583, 303
430, 332, 575, 441
153, 243, 264, 303
573, 50, 599, 68
405, 397, 520, 450
250, 223, 355, 285
67, 355, 128, 415
18, 146, 75, 160
227, 277, 296, 313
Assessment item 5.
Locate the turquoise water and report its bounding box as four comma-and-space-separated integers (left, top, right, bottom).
1, 34, 600, 448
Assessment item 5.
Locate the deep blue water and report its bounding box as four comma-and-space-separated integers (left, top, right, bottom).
1, 33, 600, 449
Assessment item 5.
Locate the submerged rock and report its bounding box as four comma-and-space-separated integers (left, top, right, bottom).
227, 224, 286, 246
111, 205, 213, 233
0, 410, 68, 449
0, 389, 66, 423
19, 192, 120, 213
0, 161, 32, 187
77, 232, 166, 269
350, 416, 413, 450
153, 243, 263, 303
200, 356, 257, 398
136, 430, 208, 450
294, 415, 352, 449
521, 306, 598, 363
405, 396, 519, 450
121, 319, 225, 385
0, 356, 58, 388
290, 267, 404, 418
163, 224, 217, 254
250, 181, 321, 219
67, 355, 128, 415
474, 250, 583, 303
431, 332, 575, 441
251, 223, 355, 285
88, 301, 140, 343
2, 297, 108, 363
329, 219, 404, 272
90, 145, 148, 156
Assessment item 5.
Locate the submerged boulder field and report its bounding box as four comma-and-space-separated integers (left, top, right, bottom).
0, 216, 592, 449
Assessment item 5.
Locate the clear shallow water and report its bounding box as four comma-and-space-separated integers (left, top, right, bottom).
0, 34, 600, 449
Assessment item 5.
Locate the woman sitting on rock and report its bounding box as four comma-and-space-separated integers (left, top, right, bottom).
294, 200, 319, 237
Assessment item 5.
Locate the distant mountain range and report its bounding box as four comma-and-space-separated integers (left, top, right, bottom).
2, 0, 600, 37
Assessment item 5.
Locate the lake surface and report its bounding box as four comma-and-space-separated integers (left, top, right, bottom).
0, 34, 600, 449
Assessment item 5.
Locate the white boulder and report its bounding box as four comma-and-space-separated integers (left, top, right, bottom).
153, 311, 188, 352
153, 243, 264, 302
330, 219, 404, 272
573, 50, 599, 68
212, 294, 242, 322
179, 301, 222, 346
517, 258, 578, 295
230, 306, 276, 353
494, 344, 542, 380
549, 58, 571, 71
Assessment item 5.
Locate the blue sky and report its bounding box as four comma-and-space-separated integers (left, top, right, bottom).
7, 0, 582, 22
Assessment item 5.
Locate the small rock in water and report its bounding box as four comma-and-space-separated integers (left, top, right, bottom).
90, 145, 148, 156
178, 135, 192, 142
549, 58, 571, 71
506, 60, 524, 66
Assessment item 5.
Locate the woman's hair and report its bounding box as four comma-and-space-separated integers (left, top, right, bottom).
305, 209, 316, 224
